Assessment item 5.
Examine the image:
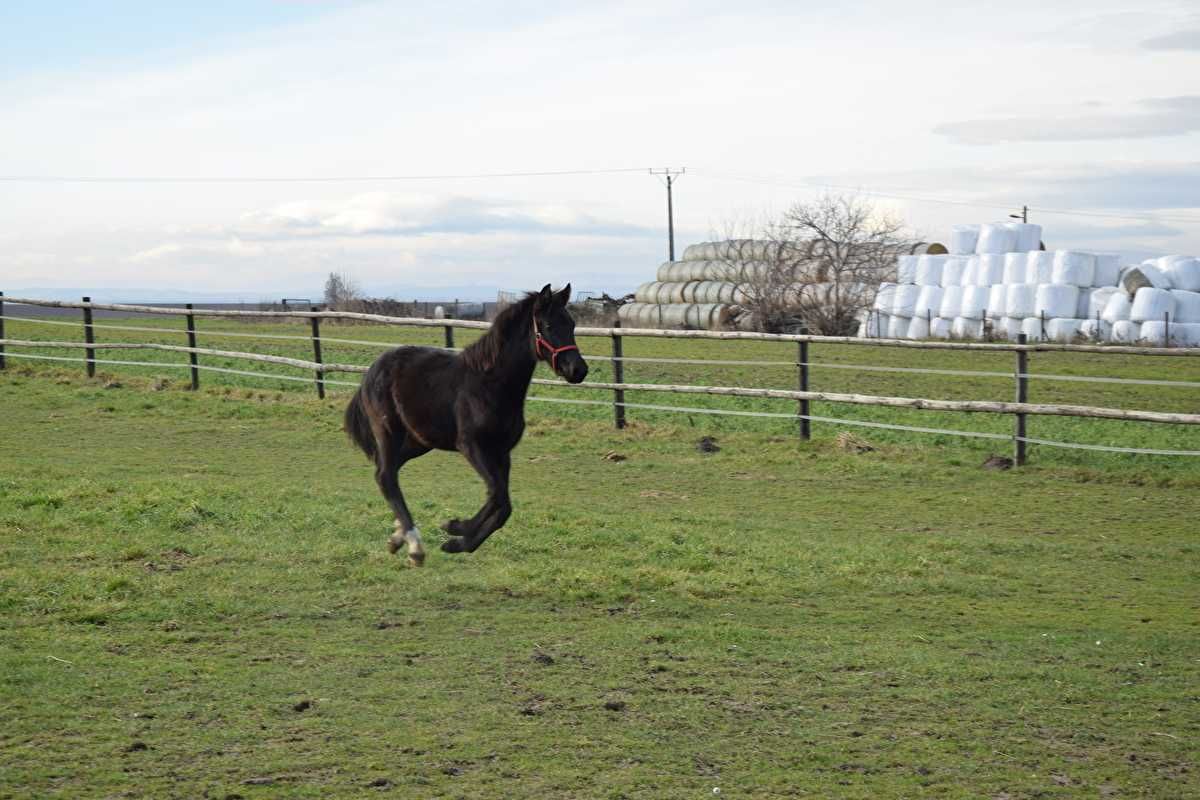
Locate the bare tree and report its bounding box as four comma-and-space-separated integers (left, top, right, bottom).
778, 194, 909, 334
715, 195, 912, 334
323, 271, 361, 310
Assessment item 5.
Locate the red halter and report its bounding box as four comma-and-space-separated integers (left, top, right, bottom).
535, 329, 579, 371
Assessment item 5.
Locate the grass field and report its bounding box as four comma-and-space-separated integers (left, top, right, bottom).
1, 365, 1197, 798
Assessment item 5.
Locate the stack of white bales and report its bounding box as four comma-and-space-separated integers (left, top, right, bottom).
860, 222, 1200, 345
626, 239, 942, 331
1100, 256, 1200, 345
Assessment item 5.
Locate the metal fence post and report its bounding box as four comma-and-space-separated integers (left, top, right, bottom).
1015, 333, 1028, 467
82, 295, 95, 377
798, 328, 811, 440
0, 291, 6, 370
611, 319, 626, 429
1164, 310, 1170, 348
309, 306, 325, 399
185, 303, 199, 390
444, 323, 455, 350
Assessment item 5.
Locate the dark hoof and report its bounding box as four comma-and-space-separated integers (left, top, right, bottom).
441, 537, 466, 553
407, 550, 426, 567
387, 533, 404, 554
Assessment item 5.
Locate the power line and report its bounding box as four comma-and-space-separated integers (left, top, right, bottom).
694, 169, 1200, 226
0, 167, 651, 184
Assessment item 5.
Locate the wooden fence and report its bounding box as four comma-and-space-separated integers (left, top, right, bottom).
3, 294, 1200, 465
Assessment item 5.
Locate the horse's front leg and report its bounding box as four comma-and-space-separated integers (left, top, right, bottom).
441, 447, 511, 554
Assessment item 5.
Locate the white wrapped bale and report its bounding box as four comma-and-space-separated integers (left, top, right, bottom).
960, 256, 979, 287
1155, 255, 1191, 272
1101, 291, 1133, 324
914, 285, 944, 318
1111, 320, 1140, 344
891, 284, 921, 317
952, 316, 983, 339
1003, 252, 1028, 284
1170, 290, 1200, 323
896, 255, 918, 285
930, 317, 953, 339
1005, 284, 1037, 318
1173, 322, 1200, 346
959, 285, 990, 320
1079, 318, 1112, 342
1138, 321, 1170, 346
999, 316, 1023, 340
1020, 317, 1045, 342
1122, 264, 1172, 293
1093, 253, 1121, 287
1025, 251, 1055, 284
987, 284, 1007, 318
1130, 287, 1176, 323
950, 225, 980, 255
975, 223, 1017, 254
975, 254, 1005, 286
1034, 284, 1079, 319
1087, 287, 1120, 320
939, 286, 965, 318
1051, 250, 1096, 287
873, 283, 898, 312
940, 257, 967, 287
1076, 291, 1092, 320
907, 315, 931, 340
915, 254, 946, 286
862, 312, 889, 337
887, 315, 910, 339
1165, 258, 1200, 292
1046, 318, 1083, 343
1005, 222, 1042, 252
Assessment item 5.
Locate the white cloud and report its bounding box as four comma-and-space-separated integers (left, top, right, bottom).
935, 97, 1200, 144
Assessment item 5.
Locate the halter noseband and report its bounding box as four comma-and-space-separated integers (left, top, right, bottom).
534, 327, 579, 372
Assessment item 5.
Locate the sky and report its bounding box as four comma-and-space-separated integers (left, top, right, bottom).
2, 0, 1199, 301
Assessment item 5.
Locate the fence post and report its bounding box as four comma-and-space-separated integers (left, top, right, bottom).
611, 319, 626, 429
798, 328, 811, 440
309, 306, 325, 399
1164, 310, 1170, 348
444, 323, 455, 350
1015, 333, 1028, 467
82, 296, 95, 378
184, 303, 200, 390
0, 291, 6, 370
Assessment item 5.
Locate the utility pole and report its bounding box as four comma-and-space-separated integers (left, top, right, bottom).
650, 168, 685, 261
1009, 205, 1029, 224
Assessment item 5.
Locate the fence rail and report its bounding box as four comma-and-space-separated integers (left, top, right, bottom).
3, 295, 1200, 462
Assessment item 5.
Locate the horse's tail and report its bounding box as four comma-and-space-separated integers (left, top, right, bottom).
344, 387, 376, 461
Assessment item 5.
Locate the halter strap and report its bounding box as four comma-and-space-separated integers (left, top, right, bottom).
534, 330, 579, 371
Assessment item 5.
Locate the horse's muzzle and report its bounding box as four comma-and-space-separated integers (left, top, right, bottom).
562, 355, 589, 384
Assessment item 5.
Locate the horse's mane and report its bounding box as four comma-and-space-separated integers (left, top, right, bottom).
460, 293, 536, 372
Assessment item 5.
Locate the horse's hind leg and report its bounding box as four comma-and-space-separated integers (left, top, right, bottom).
373, 427, 430, 566
441, 446, 511, 554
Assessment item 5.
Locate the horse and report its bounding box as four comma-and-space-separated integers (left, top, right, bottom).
343, 284, 588, 565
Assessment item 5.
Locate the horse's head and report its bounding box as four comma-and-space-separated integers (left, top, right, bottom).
533, 283, 589, 384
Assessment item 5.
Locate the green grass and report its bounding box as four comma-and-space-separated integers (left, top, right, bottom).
0, 368, 1197, 798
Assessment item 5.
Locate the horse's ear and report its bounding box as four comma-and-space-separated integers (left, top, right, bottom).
536, 284, 552, 307
554, 283, 571, 306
